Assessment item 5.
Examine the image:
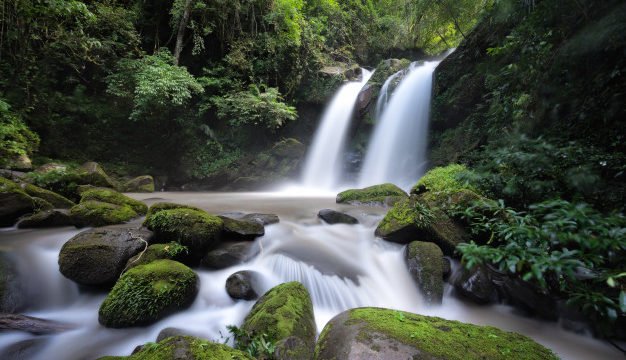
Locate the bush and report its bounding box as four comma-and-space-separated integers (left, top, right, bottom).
0, 99, 39, 167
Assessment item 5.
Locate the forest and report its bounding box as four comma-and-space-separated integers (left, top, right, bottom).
0, 0, 624, 359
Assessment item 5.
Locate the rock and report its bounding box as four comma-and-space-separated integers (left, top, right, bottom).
31, 197, 54, 212
156, 327, 196, 342
452, 265, 497, 304
144, 202, 203, 223
97, 336, 253, 360
7, 154, 32, 171
336, 183, 407, 205
355, 83, 373, 115
219, 216, 265, 241
319, 63, 360, 81
2, 338, 47, 360
0, 169, 26, 181
275, 336, 311, 360
59, 227, 152, 286
0, 253, 26, 313
125, 242, 189, 270
70, 201, 138, 227
241, 282, 316, 359
314, 308, 558, 360
0, 314, 74, 335
317, 209, 359, 225
442, 257, 452, 280
18, 209, 73, 228
36, 163, 66, 173
80, 161, 117, 189
20, 183, 75, 208
226, 271, 262, 300
201, 242, 260, 269
80, 187, 147, 214
98, 260, 198, 328
144, 208, 223, 256
242, 213, 280, 225
270, 138, 306, 159
405, 241, 444, 305
0, 177, 34, 227
123, 175, 155, 193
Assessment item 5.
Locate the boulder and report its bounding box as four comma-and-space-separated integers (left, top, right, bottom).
7, 154, 32, 171
242, 213, 280, 225
452, 265, 497, 304
405, 241, 444, 305
442, 258, 452, 280
317, 209, 359, 225
70, 201, 138, 228
80, 161, 117, 189
275, 336, 312, 360
17, 209, 73, 228
314, 308, 558, 360
336, 183, 407, 205
220, 216, 265, 241
0, 253, 26, 313
125, 242, 189, 270
226, 271, 262, 300
98, 260, 198, 328
20, 183, 75, 208
144, 208, 223, 256
80, 188, 147, 215
144, 202, 203, 223
156, 327, 196, 342
0, 169, 26, 181
201, 242, 260, 269
31, 197, 54, 212
36, 163, 66, 173
241, 282, 316, 359
123, 175, 155, 193
355, 83, 374, 115
97, 336, 253, 360
0, 177, 34, 227
59, 227, 153, 286
0, 314, 74, 335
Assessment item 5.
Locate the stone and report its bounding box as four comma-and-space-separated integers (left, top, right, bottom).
201, 242, 260, 269
125, 242, 190, 270
7, 154, 32, 171
80, 161, 117, 189
0, 177, 34, 227
405, 241, 444, 305
336, 183, 407, 205
70, 201, 138, 228
21, 183, 75, 208
17, 209, 73, 228
452, 265, 497, 304
317, 209, 359, 225
0, 253, 26, 313
220, 216, 265, 241
123, 175, 155, 193
0, 314, 74, 335
242, 213, 280, 225
97, 336, 253, 359
79, 187, 147, 214
226, 271, 262, 300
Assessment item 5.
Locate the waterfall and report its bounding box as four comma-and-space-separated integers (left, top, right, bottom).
358, 61, 440, 190
375, 70, 403, 121
301, 69, 373, 190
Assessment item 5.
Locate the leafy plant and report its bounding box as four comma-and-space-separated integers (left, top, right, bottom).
0, 99, 39, 167
227, 325, 276, 359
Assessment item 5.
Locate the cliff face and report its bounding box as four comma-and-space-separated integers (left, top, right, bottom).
429, 0, 626, 167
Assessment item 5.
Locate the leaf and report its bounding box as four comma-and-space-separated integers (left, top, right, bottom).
620, 291, 626, 313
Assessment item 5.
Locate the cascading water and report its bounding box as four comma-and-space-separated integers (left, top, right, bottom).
358, 61, 439, 190
301, 69, 373, 190
374, 69, 403, 121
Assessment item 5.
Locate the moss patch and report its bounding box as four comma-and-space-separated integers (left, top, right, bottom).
22, 183, 75, 208
123, 175, 154, 193
336, 183, 407, 205
70, 200, 137, 227
80, 188, 147, 214
125, 242, 189, 270
0, 177, 35, 226
405, 241, 444, 304
144, 202, 203, 224
99, 260, 198, 328
411, 164, 477, 201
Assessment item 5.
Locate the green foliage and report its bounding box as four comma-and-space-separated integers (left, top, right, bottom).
25, 168, 84, 200
412, 164, 477, 200
457, 199, 626, 330
0, 100, 39, 167
227, 325, 276, 359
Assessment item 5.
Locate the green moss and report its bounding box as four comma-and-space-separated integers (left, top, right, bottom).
411, 164, 477, 201
242, 282, 316, 349
336, 183, 407, 204
376, 197, 434, 235
70, 200, 137, 227
31, 197, 54, 212
345, 308, 558, 360
0, 177, 26, 195
123, 175, 154, 193
80, 188, 147, 214
144, 202, 203, 224
99, 260, 198, 328
125, 242, 188, 270
22, 183, 75, 208
369, 59, 411, 86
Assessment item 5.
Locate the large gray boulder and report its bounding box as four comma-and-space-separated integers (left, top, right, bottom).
226, 270, 263, 300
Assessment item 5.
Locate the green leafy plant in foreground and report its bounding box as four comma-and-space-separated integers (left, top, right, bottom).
226, 325, 276, 359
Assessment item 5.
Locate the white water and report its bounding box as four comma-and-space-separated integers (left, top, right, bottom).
0, 193, 621, 360
375, 69, 403, 121
358, 61, 439, 190
301, 69, 373, 190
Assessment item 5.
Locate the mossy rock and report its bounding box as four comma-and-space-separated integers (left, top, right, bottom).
405, 241, 444, 305
70, 201, 138, 227
144, 208, 223, 256
314, 308, 558, 360
410, 164, 477, 202
31, 197, 54, 212
123, 175, 155, 193
21, 183, 75, 209
80, 161, 117, 189
0, 177, 35, 227
144, 202, 203, 224
336, 183, 407, 205
369, 58, 412, 86
98, 260, 198, 328
18, 209, 73, 228
124, 242, 189, 270
241, 282, 316, 358
97, 336, 253, 360
219, 216, 265, 241
80, 188, 147, 215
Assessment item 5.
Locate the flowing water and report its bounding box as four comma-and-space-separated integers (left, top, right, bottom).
358, 61, 439, 190
0, 192, 621, 359
301, 70, 373, 190
374, 69, 403, 121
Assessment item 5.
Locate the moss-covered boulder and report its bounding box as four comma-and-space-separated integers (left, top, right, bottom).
123, 175, 155, 193
124, 242, 189, 270
336, 183, 407, 205
144, 202, 203, 223
241, 282, 316, 359
317, 209, 359, 225
31, 197, 54, 212
99, 260, 198, 328
70, 201, 138, 227
80, 188, 147, 215
144, 208, 223, 256
0, 177, 34, 227
405, 241, 444, 305
59, 227, 152, 286
97, 336, 253, 360
80, 161, 117, 189
241, 213, 280, 225
201, 241, 260, 269
220, 216, 265, 241
17, 209, 73, 228
21, 183, 75, 209
314, 308, 558, 360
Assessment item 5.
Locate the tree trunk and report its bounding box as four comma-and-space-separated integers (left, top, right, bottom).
174, 0, 194, 65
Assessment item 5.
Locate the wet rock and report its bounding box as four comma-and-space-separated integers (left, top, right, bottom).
31, 197, 54, 212
17, 209, 73, 228
80, 161, 117, 189
442, 257, 452, 280
275, 336, 311, 360
79, 187, 147, 215
123, 175, 155, 193
0, 253, 26, 313
452, 265, 497, 304
0, 177, 34, 227
99, 260, 198, 328
336, 183, 407, 205
0, 169, 26, 181
20, 183, 75, 208
242, 213, 280, 225
201, 242, 260, 269
220, 216, 265, 241
36, 163, 66, 173
125, 242, 190, 270
405, 241, 444, 305
70, 201, 138, 228
0, 314, 74, 335
99, 336, 253, 359
6, 154, 32, 171
59, 227, 153, 286
318, 209, 359, 225
2, 338, 48, 360
355, 83, 374, 115
314, 308, 558, 360
156, 327, 196, 342
226, 271, 262, 300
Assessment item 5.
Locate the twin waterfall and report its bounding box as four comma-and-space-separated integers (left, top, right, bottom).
301, 61, 441, 191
